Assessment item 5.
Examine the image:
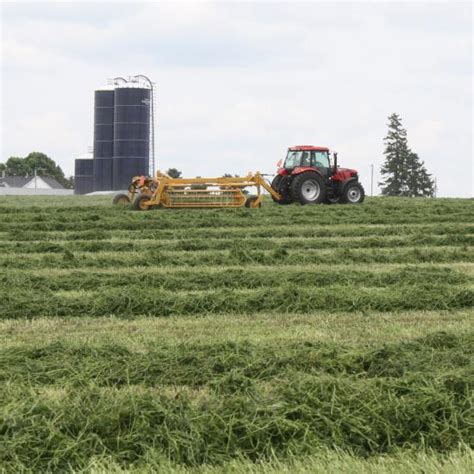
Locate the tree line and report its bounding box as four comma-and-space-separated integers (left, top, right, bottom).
0, 152, 73, 188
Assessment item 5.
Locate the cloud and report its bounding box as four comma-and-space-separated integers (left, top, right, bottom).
1, 1, 472, 196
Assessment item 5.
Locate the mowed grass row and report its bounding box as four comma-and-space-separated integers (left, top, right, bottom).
1, 209, 472, 230
0, 246, 473, 270
2, 310, 473, 349
0, 233, 472, 253
3, 265, 470, 292
3, 284, 472, 319
2, 331, 472, 387
1, 222, 473, 242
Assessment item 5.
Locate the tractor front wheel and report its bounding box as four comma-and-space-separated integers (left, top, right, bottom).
291, 172, 326, 205
132, 193, 152, 211
341, 182, 365, 204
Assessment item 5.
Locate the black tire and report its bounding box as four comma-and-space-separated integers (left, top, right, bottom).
271, 175, 293, 205
290, 172, 326, 205
132, 193, 152, 211
245, 195, 261, 208
325, 196, 340, 205
341, 181, 365, 204
112, 194, 131, 206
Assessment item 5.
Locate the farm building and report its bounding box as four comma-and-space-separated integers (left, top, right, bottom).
0, 175, 73, 195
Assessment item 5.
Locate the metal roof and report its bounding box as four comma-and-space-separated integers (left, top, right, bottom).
0, 176, 65, 189
41, 176, 66, 189
0, 176, 30, 187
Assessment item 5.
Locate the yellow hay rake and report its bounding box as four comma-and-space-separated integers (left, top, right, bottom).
113, 172, 282, 210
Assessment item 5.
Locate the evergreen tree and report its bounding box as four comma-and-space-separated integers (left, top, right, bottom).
405, 152, 435, 197
380, 114, 410, 196
380, 114, 435, 197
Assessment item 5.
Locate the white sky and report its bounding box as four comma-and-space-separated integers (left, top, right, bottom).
1, 1, 472, 196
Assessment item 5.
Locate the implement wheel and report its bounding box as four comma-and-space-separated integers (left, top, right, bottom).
112, 194, 131, 206
291, 172, 326, 205
245, 195, 261, 208
132, 193, 152, 211
271, 175, 293, 205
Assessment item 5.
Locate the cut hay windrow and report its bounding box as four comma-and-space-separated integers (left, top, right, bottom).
1, 265, 469, 293
2, 221, 473, 242
1, 332, 472, 387
0, 233, 472, 254
0, 246, 473, 271
1, 209, 472, 231
1, 283, 473, 319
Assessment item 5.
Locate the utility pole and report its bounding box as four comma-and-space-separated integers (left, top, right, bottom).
370, 164, 374, 197
34, 168, 46, 189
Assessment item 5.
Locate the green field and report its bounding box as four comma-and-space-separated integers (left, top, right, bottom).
0, 196, 473, 473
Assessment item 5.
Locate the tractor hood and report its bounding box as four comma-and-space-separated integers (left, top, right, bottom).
332, 167, 358, 181
277, 166, 359, 182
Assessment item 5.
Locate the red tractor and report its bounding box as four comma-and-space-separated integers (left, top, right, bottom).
271, 145, 365, 205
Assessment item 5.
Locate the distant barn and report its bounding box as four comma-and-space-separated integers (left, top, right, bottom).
0, 175, 73, 195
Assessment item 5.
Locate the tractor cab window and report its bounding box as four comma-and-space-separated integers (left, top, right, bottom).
301, 151, 311, 166
284, 151, 302, 169
312, 151, 330, 168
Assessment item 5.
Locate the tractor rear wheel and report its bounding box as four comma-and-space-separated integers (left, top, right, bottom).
341, 182, 365, 204
291, 172, 326, 205
112, 194, 131, 206
132, 193, 152, 211
271, 175, 293, 205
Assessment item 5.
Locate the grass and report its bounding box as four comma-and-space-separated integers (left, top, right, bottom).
1, 310, 473, 349
0, 195, 472, 472
87, 448, 474, 473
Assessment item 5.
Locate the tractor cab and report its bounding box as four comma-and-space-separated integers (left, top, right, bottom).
283, 146, 332, 176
